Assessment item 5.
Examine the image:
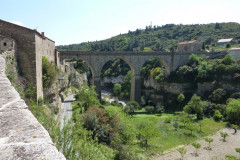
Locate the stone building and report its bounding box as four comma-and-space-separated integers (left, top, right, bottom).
177, 40, 202, 52
0, 19, 57, 99
0, 35, 15, 53
217, 38, 238, 46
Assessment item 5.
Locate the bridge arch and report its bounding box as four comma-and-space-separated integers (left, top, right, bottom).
100, 57, 136, 101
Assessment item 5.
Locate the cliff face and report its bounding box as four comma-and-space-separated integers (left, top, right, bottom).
0, 55, 65, 160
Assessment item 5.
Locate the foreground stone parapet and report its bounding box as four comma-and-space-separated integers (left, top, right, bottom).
0, 55, 65, 160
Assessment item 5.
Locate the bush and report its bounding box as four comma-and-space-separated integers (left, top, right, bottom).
155, 105, 165, 114
42, 56, 58, 88
189, 54, 202, 66
222, 54, 234, 65
145, 106, 155, 114
209, 88, 227, 103
213, 110, 222, 121
124, 101, 140, 114
113, 83, 122, 95
226, 99, 240, 125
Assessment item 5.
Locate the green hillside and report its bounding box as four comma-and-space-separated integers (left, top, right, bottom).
57, 23, 240, 52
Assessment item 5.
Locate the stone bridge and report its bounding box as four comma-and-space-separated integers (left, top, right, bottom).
59, 51, 226, 103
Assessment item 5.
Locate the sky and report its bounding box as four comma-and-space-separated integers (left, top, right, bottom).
1, 0, 240, 45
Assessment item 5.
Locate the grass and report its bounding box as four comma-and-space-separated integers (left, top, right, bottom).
104, 106, 226, 159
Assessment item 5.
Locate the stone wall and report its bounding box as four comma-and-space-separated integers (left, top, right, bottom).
35, 34, 56, 99
0, 19, 56, 99
0, 55, 65, 160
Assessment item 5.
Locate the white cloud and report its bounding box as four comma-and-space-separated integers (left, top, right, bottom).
9, 21, 24, 26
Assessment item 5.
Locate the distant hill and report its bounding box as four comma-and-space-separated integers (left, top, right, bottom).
57, 23, 240, 52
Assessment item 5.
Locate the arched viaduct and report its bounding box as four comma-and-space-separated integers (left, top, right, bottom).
59, 51, 226, 103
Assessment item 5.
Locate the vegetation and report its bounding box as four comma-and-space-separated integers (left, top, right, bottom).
42, 56, 58, 88
57, 23, 240, 52
205, 137, 214, 150
220, 132, 229, 142
177, 147, 187, 160
192, 142, 201, 156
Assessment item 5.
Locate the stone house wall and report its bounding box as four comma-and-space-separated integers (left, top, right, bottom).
0, 19, 56, 99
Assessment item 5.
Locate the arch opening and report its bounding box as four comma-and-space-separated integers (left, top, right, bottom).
140, 57, 169, 107
63, 58, 94, 87
100, 58, 135, 105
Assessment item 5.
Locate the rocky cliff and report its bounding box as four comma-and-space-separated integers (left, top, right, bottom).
0, 55, 65, 160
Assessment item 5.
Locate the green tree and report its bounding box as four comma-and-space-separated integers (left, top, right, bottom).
231, 124, 238, 134
192, 142, 201, 156
226, 99, 240, 125
113, 83, 122, 95
222, 54, 234, 65
186, 122, 197, 135
75, 84, 100, 112
177, 147, 186, 160
137, 120, 159, 150
184, 94, 204, 120
205, 137, 213, 150
213, 110, 223, 121
220, 132, 228, 142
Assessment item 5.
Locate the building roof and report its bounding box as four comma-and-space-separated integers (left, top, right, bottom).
178, 40, 197, 45
217, 38, 233, 43
0, 19, 54, 43
229, 47, 240, 51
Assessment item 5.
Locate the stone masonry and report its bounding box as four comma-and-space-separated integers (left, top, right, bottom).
59, 51, 226, 103
0, 19, 57, 99
0, 55, 65, 160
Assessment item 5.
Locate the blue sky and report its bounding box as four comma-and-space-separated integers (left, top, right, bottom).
1, 0, 240, 45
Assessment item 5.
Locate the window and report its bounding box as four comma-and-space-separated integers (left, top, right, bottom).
3, 42, 7, 46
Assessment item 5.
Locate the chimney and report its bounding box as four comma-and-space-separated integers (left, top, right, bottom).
41, 32, 45, 37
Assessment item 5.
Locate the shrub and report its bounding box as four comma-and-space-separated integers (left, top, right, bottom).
222, 54, 234, 65
213, 110, 222, 121
226, 99, 240, 125
113, 83, 122, 95
209, 88, 227, 104
145, 106, 155, 114
42, 56, 58, 88
177, 93, 185, 104
82, 106, 120, 144
124, 101, 140, 114
189, 54, 202, 66
164, 117, 172, 123
155, 105, 165, 114
150, 67, 166, 82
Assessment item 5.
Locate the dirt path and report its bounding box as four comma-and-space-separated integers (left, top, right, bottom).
154, 128, 240, 160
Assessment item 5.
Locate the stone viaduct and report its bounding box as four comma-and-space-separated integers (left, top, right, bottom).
59, 51, 226, 103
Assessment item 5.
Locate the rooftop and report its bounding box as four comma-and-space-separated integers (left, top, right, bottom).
178, 40, 197, 45
217, 38, 233, 43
